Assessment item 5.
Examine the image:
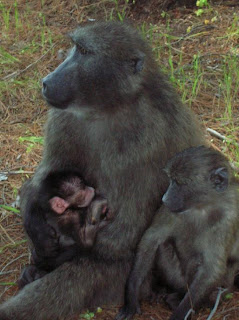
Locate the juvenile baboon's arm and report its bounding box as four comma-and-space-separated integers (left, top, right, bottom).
116, 213, 172, 320
170, 252, 227, 320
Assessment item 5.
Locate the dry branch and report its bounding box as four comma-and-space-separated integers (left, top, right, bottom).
207, 128, 239, 147
206, 288, 227, 320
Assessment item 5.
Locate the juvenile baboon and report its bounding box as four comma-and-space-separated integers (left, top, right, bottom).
116, 146, 239, 320
0, 22, 205, 320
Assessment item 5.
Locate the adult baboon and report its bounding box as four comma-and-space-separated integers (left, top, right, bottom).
0, 22, 204, 320
116, 146, 239, 320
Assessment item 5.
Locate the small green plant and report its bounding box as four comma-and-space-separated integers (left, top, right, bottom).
80, 310, 95, 319
225, 293, 233, 300
226, 13, 239, 41
14, 0, 20, 31
195, 0, 209, 16
19, 136, 44, 153
218, 56, 239, 118
37, 12, 53, 47
0, 1, 11, 30
0, 47, 19, 64
175, 52, 189, 103
223, 72, 233, 118
196, 0, 209, 7
110, 0, 130, 21
191, 54, 202, 98
19, 136, 44, 144
161, 11, 168, 19
195, 9, 204, 17
164, 25, 177, 84
80, 307, 102, 319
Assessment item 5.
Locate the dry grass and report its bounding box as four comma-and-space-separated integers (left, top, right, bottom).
0, 0, 239, 319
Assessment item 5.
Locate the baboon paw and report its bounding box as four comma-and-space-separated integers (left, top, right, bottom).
115, 305, 141, 320
164, 292, 181, 310
169, 311, 191, 320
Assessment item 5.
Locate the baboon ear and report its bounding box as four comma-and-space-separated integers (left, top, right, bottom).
210, 167, 228, 192
132, 52, 145, 73
49, 196, 70, 214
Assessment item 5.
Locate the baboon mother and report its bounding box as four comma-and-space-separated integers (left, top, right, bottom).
0, 22, 204, 320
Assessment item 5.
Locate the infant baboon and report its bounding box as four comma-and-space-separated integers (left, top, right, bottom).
18, 170, 112, 288
29, 170, 112, 254
45, 171, 111, 249
117, 146, 239, 320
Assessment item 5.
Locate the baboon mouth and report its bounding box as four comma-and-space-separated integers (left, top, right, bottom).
43, 96, 68, 110
173, 209, 189, 215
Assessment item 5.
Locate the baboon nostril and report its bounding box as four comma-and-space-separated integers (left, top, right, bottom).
42, 80, 47, 91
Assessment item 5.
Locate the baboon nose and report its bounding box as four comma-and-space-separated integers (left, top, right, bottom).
42, 78, 48, 94
162, 193, 166, 203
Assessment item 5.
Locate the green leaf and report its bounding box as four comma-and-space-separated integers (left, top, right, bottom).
195, 9, 204, 16
0, 282, 17, 286
0, 205, 20, 213
80, 310, 95, 319
0, 47, 19, 63
225, 293, 233, 300
196, 0, 208, 7
19, 136, 44, 144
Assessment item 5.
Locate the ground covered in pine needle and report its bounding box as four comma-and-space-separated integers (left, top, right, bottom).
0, 1, 239, 319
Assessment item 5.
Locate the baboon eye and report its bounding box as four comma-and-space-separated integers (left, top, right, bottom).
77, 44, 88, 55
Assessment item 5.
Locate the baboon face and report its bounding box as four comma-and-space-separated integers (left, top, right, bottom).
162, 146, 230, 213
42, 22, 148, 109
42, 172, 95, 214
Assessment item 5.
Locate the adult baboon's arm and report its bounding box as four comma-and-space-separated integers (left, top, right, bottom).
0, 258, 130, 320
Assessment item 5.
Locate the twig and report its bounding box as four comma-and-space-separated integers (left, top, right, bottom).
1, 253, 28, 273
0, 241, 27, 255
0, 170, 34, 175
207, 128, 239, 146
217, 306, 239, 316
207, 128, 229, 142
2, 43, 57, 81
185, 309, 195, 320
170, 25, 215, 46
0, 224, 15, 244
206, 288, 227, 320
0, 270, 18, 276
0, 286, 9, 300
210, 142, 222, 152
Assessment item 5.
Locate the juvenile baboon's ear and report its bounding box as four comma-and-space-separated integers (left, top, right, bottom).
132, 51, 145, 73
210, 167, 228, 192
